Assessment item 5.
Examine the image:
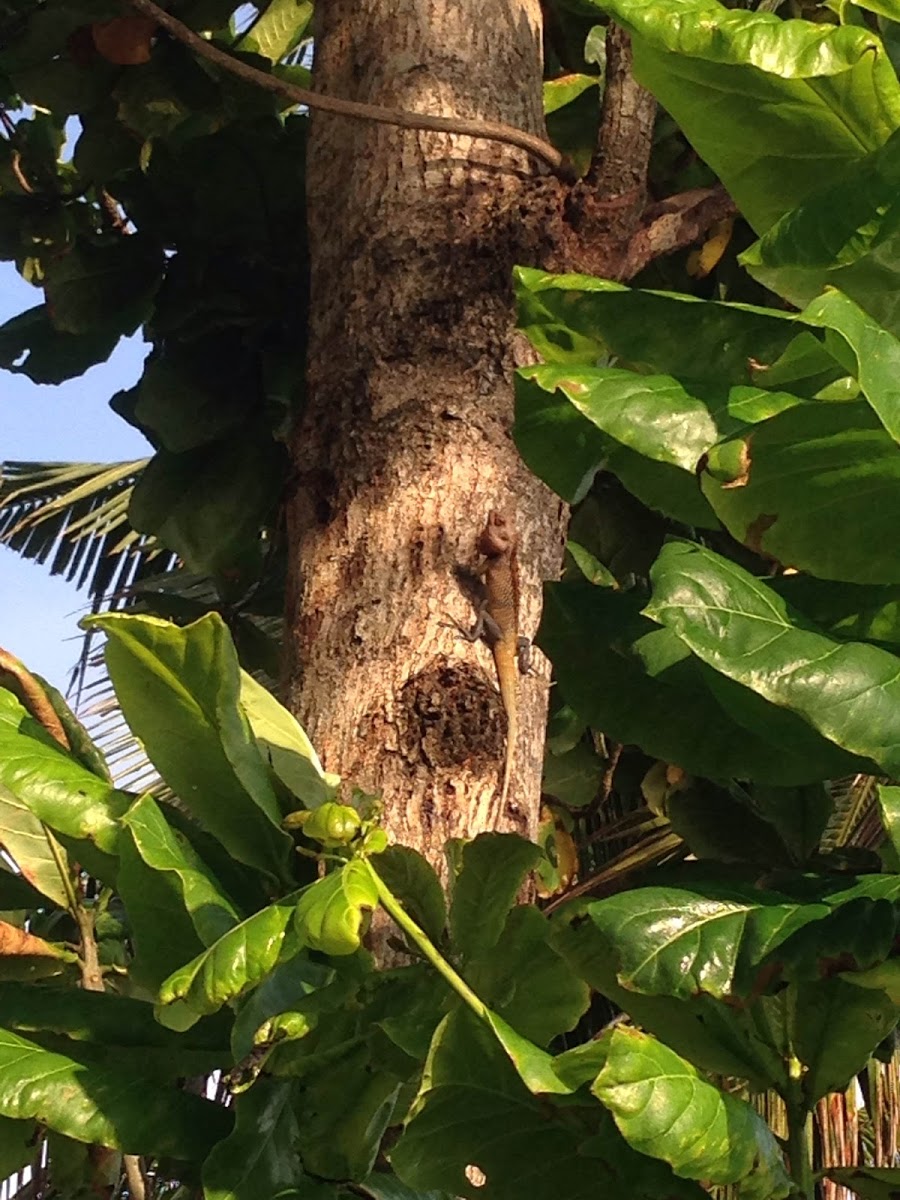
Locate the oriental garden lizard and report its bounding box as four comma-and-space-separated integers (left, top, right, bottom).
454, 511, 531, 807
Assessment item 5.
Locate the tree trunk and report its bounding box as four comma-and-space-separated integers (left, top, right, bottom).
285, 0, 566, 872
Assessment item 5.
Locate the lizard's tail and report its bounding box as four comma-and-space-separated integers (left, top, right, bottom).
500, 700, 517, 808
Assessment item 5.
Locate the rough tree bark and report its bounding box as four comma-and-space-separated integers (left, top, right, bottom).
285, 0, 567, 870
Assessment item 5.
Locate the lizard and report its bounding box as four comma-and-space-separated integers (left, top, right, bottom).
454, 510, 531, 808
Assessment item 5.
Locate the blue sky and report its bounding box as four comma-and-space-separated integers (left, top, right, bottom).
1, 267, 150, 691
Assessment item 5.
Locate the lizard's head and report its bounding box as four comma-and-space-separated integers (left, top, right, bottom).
478, 510, 514, 556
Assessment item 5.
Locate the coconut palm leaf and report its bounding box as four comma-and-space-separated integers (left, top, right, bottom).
0, 459, 169, 605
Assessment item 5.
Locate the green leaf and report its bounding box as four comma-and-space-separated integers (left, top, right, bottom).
0, 866, 53, 911
752, 784, 831, 864
789, 978, 899, 1104
295, 1038, 404, 1182
85, 612, 293, 882
0, 980, 228, 1051
0, 1025, 230, 1158
480, 1010, 572, 1096
129, 432, 286, 577
203, 1078, 321, 1200
878, 785, 900, 861
468, 906, 589, 1046
519, 364, 715, 472
799, 289, 900, 439
235, 0, 313, 61
645, 540, 900, 773
824, 1167, 900, 1198
0, 780, 69, 909
593, 1027, 791, 1198
44, 234, 163, 336
449, 834, 541, 964
515, 267, 796, 378
666, 782, 792, 866
553, 918, 790, 1090
132, 350, 249, 453
158, 893, 303, 1026
0, 689, 127, 873
584, 882, 826, 1001
514, 368, 609, 503
702, 404, 900, 583
539, 582, 864, 784
294, 860, 377, 956
0, 1115, 36, 1180
543, 74, 601, 177
121, 794, 240, 945
541, 738, 603, 808
741, 127, 900, 335
0, 304, 117, 383
118, 794, 241, 990
33, 675, 112, 783
770, 576, 900, 649
231, 953, 334, 1061
360, 1170, 452, 1200
582, 0, 900, 233
369, 847, 446, 946
393, 1010, 706, 1200
240, 672, 340, 810
605, 443, 721, 528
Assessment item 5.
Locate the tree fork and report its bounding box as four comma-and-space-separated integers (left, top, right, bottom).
284, 0, 567, 872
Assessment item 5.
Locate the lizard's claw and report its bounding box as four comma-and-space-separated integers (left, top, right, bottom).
441, 614, 482, 643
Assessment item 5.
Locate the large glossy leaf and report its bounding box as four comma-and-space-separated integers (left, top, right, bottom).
369, 846, 447, 946
239, 671, 340, 810
795, 290, 900, 442
0, 1025, 230, 1158
552, 917, 790, 1091
0, 780, 69, 909
742, 127, 900, 335
0, 689, 127, 870
702, 403, 900, 583
295, 1038, 404, 1182
539, 582, 866, 784
392, 1011, 706, 1200
230, 952, 335, 1061
645, 541, 900, 773
515, 268, 796, 380
203, 1078, 322, 1200
825, 1167, 900, 1198
593, 1027, 791, 1198
789, 978, 899, 1104
771, 576, 900, 648
514, 369, 610, 504
467, 905, 589, 1046
86, 612, 293, 882
518, 364, 718, 471
582, 882, 826, 1001
0, 980, 228, 1050
129, 432, 286, 577
158, 893, 303, 1027
43, 234, 163, 337
295, 860, 377, 956
0, 305, 118, 384
449, 834, 542, 964
235, 0, 313, 61
121, 794, 240, 945
581, 0, 900, 232
0, 1115, 37, 1180
118, 794, 241, 989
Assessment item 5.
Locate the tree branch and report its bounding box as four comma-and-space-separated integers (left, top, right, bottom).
589, 24, 656, 202
127, 0, 574, 179
620, 184, 738, 279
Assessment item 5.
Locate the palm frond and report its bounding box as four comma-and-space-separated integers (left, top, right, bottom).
0, 459, 168, 605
